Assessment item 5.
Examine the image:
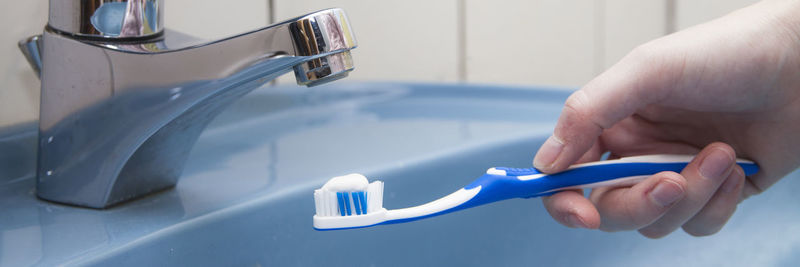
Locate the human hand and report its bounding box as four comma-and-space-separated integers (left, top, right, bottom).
534, 0, 800, 238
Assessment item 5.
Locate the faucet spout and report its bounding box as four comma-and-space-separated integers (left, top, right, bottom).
29, 6, 356, 208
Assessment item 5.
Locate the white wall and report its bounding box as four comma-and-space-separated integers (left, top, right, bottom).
273, 0, 461, 83
675, 0, 760, 30
0, 0, 762, 127
0, 1, 47, 127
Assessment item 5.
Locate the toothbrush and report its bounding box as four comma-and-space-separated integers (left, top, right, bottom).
313, 154, 759, 230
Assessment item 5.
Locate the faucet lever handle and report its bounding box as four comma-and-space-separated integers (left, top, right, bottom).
48, 0, 163, 40
18, 35, 43, 78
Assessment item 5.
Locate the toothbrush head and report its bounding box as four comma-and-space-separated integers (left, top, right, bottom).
313, 173, 388, 230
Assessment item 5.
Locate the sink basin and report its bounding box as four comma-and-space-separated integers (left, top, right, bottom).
1, 82, 798, 266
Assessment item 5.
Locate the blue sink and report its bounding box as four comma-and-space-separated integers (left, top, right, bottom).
1, 82, 798, 266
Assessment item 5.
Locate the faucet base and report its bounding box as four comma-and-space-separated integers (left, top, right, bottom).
31, 8, 357, 208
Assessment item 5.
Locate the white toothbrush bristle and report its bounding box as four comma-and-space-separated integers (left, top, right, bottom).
367, 181, 383, 213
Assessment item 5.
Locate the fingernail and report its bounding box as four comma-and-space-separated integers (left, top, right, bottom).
650, 180, 684, 207
534, 136, 564, 170
699, 149, 733, 179
566, 214, 588, 228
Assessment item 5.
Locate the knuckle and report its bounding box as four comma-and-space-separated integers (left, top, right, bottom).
622, 41, 684, 99
626, 40, 672, 64
563, 90, 607, 131
563, 90, 592, 119
624, 43, 663, 68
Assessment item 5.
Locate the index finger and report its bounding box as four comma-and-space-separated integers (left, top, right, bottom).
534, 46, 674, 173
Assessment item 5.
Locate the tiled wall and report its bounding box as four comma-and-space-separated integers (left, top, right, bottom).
0, 0, 759, 127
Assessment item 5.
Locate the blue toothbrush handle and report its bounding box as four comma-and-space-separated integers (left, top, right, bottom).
455, 154, 759, 211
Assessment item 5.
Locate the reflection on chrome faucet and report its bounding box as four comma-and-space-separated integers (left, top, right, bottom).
17, 0, 357, 208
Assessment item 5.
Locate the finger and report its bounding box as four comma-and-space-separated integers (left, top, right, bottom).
590, 171, 687, 232
599, 115, 702, 156
681, 165, 745, 236
533, 48, 672, 173
637, 142, 736, 238
575, 138, 606, 164
542, 190, 601, 229
540, 140, 606, 230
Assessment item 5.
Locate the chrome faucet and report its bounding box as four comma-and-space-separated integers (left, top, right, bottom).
18, 0, 357, 208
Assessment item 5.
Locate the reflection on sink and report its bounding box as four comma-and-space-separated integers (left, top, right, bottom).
1, 82, 798, 266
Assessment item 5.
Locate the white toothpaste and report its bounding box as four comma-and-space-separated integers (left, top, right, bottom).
322, 173, 369, 192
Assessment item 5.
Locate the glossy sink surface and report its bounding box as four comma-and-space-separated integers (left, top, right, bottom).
1, 82, 799, 266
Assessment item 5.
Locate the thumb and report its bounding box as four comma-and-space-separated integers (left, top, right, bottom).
533, 46, 675, 173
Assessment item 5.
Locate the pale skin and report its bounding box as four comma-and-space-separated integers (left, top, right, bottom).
533, 0, 800, 238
